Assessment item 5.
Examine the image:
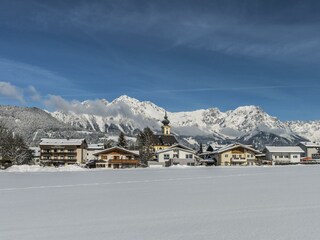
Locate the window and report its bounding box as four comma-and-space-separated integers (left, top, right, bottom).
186, 154, 193, 159
225, 154, 228, 157
164, 154, 170, 160
173, 154, 178, 158
293, 155, 298, 158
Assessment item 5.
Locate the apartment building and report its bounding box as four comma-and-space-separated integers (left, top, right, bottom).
39, 138, 88, 166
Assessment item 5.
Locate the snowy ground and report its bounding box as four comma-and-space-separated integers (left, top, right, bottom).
1, 166, 320, 240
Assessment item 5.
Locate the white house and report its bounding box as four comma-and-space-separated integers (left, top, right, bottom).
156, 144, 199, 167
298, 142, 320, 161
87, 143, 104, 161
264, 146, 304, 164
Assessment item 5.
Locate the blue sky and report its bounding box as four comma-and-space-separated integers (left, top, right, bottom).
0, 0, 320, 120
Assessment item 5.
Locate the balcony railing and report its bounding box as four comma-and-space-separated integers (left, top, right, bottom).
230, 158, 246, 162
108, 159, 139, 164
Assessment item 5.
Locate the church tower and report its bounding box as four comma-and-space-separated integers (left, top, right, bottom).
161, 112, 171, 135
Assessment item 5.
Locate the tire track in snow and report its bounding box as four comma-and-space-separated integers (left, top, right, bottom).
0, 172, 270, 192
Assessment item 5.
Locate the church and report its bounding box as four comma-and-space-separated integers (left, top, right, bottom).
151, 113, 179, 151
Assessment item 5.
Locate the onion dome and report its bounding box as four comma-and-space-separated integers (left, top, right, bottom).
162, 112, 170, 126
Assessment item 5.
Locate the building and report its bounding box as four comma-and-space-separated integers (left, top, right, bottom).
87, 143, 104, 161
155, 144, 199, 167
151, 112, 179, 152
206, 143, 228, 152
29, 147, 41, 165
94, 146, 139, 169
263, 146, 304, 165
39, 138, 88, 166
298, 142, 320, 162
200, 143, 262, 166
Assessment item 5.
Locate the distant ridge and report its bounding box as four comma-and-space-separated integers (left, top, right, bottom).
0, 96, 318, 149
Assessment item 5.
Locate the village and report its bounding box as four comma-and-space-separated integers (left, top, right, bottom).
1, 113, 319, 170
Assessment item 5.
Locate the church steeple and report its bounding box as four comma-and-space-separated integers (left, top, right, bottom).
161, 112, 171, 135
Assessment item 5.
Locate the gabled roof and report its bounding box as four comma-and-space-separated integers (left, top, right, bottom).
299, 142, 320, 148
206, 144, 228, 152
40, 138, 86, 146
264, 146, 304, 153
152, 134, 178, 146
156, 144, 196, 154
93, 146, 139, 156
206, 143, 261, 154
170, 143, 194, 151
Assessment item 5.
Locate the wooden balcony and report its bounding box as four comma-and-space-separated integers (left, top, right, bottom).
108, 159, 139, 164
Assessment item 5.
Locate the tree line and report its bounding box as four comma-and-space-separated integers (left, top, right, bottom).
0, 122, 32, 166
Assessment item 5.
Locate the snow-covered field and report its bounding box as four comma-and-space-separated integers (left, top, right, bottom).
1, 166, 320, 240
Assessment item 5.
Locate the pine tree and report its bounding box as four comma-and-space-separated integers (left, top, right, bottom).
136, 127, 155, 166
117, 132, 128, 148
198, 143, 203, 154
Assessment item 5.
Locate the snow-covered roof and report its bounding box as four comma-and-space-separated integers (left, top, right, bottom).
93, 147, 139, 156
215, 143, 261, 154
299, 142, 320, 148
156, 145, 196, 154
40, 138, 86, 146
265, 146, 304, 153
87, 143, 104, 150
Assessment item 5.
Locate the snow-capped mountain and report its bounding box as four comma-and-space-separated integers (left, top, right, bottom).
286, 120, 320, 142
0, 95, 318, 149
49, 95, 318, 148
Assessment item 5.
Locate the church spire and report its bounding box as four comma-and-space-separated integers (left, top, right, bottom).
161, 112, 171, 135
162, 112, 170, 126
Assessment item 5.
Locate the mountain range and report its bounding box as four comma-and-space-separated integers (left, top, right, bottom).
1, 95, 319, 149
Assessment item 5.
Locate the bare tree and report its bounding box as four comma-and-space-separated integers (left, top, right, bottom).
0, 122, 32, 165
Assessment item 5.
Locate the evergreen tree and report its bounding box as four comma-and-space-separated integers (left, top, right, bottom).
104, 139, 116, 149
117, 132, 128, 148
136, 127, 155, 166
198, 142, 203, 154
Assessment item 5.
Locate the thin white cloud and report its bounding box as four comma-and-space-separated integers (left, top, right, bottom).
0, 58, 73, 90
126, 84, 320, 95
25, 2, 320, 61
0, 82, 25, 103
